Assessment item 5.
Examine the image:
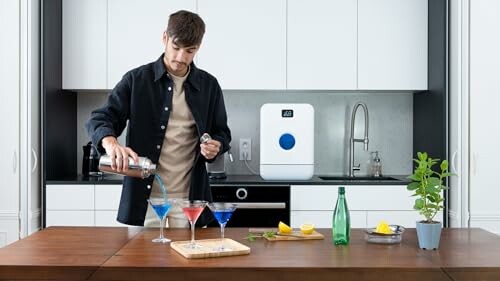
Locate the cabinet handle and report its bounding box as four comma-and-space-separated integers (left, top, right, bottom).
451, 150, 459, 175
31, 148, 38, 173
13, 150, 17, 173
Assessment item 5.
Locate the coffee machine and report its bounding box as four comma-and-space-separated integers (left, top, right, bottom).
82, 142, 102, 177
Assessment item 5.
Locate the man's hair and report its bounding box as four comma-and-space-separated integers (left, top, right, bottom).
166, 10, 205, 47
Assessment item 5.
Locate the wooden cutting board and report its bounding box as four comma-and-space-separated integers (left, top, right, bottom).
248, 228, 325, 241
266, 230, 325, 241
170, 238, 250, 259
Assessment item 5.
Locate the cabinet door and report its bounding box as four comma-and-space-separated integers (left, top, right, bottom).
287, 0, 356, 90
62, 0, 107, 89
46, 185, 94, 210
367, 211, 443, 228
358, 0, 427, 90
469, 0, 500, 235
95, 211, 123, 227
95, 184, 122, 211
197, 0, 286, 89
291, 185, 411, 211
107, 0, 196, 88
46, 211, 94, 227
0, 0, 20, 246
291, 210, 366, 228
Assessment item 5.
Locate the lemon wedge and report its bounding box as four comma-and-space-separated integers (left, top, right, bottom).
375, 220, 393, 234
278, 221, 292, 233
300, 223, 315, 235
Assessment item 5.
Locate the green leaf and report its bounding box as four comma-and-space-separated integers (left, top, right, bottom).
407, 182, 420, 191
425, 185, 439, 194
414, 198, 424, 210
427, 177, 441, 187
440, 160, 449, 172
441, 172, 455, 178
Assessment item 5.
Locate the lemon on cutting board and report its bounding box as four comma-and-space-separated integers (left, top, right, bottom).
300, 223, 315, 235
278, 221, 292, 234
375, 220, 393, 234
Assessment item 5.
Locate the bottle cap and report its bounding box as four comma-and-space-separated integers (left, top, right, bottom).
339, 186, 345, 194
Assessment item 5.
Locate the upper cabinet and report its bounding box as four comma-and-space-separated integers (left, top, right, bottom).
197, 0, 286, 90
62, 0, 427, 91
107, 0, 196, 88
63, 0, 107, 89
358, 0, 428, 90
287, 0, 357, 90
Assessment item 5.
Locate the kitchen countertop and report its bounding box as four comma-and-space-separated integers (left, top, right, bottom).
46, 174, 410, 185
1, 227, 499, 281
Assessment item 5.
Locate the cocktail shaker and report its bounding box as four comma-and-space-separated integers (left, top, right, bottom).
98, 155, 156, 178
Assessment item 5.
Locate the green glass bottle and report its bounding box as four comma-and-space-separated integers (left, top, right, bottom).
332, 186, 350, 245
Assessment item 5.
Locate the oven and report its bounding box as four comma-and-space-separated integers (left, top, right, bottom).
209, 185, 290, 227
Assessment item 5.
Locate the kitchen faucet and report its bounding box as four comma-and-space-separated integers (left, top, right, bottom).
348, 102, 369, 177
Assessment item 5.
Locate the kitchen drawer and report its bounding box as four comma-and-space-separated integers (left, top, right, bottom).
46, 184, 94, 210
95, 210, 123, 227
291, 185, 411, 211
46, 210, 94, 227
95, 184, 122, 210
291, 210, 366, 228
367, 211, 444, 228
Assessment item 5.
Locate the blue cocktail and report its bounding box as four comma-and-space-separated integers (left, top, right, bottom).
148, 198, 175, 243
208, 203, 237, 251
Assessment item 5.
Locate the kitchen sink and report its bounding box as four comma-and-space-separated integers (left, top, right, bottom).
319, 176, 399, 181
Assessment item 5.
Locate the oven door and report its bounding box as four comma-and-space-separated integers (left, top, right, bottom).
209, 185, 290, 227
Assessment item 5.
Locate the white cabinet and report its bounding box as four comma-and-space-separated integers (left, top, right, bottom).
46, 184, 124, 227
63, 0, 195, 89
197, 0, 286, 90
468, 0, 500, 235
290, 185, 416, 229
357, 0, 427, 90
107, 0, 196, 88
62, 0, 107, 89
287, 0, 357, 90
0, 0, 20, 247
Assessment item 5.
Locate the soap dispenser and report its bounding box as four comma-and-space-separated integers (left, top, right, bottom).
370, 151, 382, 177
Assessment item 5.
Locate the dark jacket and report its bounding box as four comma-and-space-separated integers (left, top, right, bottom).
86, 54, 231, 226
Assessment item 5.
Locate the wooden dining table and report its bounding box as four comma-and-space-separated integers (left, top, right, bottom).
0, 226, 499, 281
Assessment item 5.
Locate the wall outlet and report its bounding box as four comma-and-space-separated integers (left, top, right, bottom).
239, 138, 252, 160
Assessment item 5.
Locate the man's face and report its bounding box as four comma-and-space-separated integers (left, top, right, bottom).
162, 33, 199, 76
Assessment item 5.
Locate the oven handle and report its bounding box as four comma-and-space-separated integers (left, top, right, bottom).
229, 202, 286, 209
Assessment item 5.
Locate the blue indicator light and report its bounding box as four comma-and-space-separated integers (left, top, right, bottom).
279, 133, 295, 150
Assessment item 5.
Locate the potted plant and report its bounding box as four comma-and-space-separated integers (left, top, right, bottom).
407, 152, 454, 250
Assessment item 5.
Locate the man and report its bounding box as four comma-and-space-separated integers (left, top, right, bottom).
86, 10, 231, 227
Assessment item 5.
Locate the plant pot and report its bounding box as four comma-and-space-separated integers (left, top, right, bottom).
416, 221, 442, 250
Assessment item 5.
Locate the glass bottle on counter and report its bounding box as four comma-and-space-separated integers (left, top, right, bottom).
332, 186, 350, 245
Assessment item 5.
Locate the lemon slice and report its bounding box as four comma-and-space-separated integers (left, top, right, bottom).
278, 221, 292, 233
375, 220, 393, 234
300, 223, 315, 235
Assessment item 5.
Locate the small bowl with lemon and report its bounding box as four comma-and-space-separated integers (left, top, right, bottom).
365, 221, 405, 244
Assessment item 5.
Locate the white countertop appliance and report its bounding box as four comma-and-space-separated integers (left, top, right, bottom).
260, 103, 314, 180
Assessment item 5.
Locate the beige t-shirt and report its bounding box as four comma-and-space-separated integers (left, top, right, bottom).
151, 69, 197, 199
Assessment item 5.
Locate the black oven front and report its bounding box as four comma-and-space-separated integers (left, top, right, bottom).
209, 185, 290, 227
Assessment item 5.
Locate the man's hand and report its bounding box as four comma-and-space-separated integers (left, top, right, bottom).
200, 139, 221, 160
101, 136, 139, 172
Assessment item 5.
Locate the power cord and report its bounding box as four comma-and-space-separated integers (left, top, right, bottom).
243, 151, 258, 175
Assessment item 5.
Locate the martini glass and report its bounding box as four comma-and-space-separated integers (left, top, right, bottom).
147, 197, 174, 243
208, 203, 237, 251
180, 200, 208, 249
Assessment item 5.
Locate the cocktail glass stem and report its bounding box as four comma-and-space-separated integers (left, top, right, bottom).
219, 223, 226, 250
190, 221, 195, 246
159, 216, 166, 240
220, 223, 225, 240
